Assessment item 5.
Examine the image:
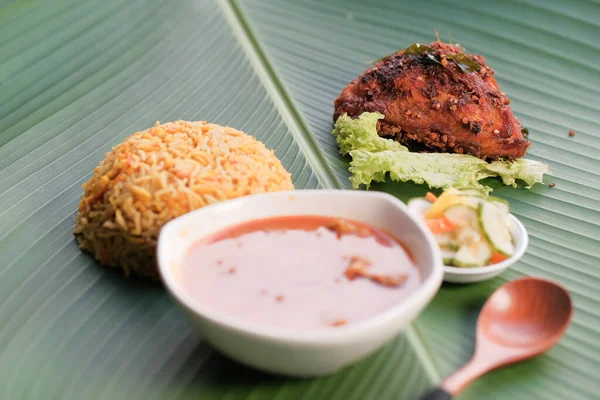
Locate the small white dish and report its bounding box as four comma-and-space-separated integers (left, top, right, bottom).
157, 190, 443, 377
407, 198, 528, 284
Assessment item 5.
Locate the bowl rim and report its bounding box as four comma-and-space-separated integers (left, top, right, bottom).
157, 189, 444, 346
406, 198, 529, 276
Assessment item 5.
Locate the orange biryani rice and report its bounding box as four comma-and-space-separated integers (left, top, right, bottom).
74, 120, 294, 279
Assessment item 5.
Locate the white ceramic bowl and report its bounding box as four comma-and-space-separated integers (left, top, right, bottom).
407, 198, 529, 284
157, 190, 444, 377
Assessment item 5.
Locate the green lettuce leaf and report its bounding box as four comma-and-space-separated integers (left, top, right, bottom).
332, 112, 549, 192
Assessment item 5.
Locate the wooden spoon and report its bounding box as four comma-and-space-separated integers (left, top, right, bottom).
419, 277, 573, 399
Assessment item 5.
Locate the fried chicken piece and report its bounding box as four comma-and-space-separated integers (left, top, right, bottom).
333, 42, 530, 161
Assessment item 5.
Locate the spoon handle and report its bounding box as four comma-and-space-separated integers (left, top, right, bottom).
417, 388, 452, 400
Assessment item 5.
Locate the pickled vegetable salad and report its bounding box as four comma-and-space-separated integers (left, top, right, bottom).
422, 188, 515, 267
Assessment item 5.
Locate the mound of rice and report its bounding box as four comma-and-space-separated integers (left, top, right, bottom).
74, 120, 294, 279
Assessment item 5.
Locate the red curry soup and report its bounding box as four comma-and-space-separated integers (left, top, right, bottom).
180, 216, 422, 330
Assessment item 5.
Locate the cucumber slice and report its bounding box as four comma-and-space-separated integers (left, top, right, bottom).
456, 188, 487, 197
479, 201, 514, 256
444, 204, 478, 228
453, 240, 493, 267
425, 193, 470, 218
440, 248, 457, 265
487, 196, 510, 214
435, 232, 459, 251
463, 196, 483, 208
456, 225, 484, 244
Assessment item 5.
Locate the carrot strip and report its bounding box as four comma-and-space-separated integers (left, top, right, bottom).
426, 192, 438, 202
425, 217, 456, 234
490, 252, 508, 264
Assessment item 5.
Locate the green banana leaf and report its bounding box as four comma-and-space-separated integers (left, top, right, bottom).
1, 0, 599, 399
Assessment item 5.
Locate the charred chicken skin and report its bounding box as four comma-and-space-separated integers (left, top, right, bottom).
333, 42, 530, 161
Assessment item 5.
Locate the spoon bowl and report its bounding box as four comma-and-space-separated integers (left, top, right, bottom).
420, 277, 573, 399
479, 277, 573, 350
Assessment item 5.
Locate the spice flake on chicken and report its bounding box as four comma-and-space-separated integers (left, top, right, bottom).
333, 42, 530, 161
